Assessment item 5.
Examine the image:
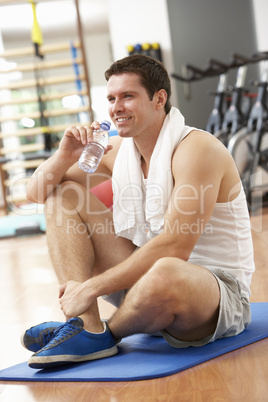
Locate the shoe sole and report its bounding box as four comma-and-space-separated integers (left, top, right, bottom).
20, 327, 57, 353
28, 345, 119, 369
20, 331, 36, 351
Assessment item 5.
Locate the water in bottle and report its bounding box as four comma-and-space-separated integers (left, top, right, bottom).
78, 120, 111, 173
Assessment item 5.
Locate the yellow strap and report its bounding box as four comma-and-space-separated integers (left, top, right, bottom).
28, 0, 43, 46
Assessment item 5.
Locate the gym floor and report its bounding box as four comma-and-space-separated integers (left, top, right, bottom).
0, 208, 268, 401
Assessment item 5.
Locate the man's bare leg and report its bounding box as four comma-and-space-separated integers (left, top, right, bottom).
45, 180, 136, 332
108, 257, 220, 342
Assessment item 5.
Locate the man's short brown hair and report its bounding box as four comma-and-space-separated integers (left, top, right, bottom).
105, 54, 171, 114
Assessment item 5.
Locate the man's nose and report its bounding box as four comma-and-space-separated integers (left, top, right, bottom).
112, 98, 124, 114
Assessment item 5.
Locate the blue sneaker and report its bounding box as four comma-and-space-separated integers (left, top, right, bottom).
28, 317, 118, 369
21, 321, 64, 352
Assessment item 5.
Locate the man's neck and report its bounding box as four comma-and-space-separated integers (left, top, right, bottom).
134, 112, 166, 178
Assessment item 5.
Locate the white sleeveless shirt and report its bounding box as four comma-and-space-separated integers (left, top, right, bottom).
112, 108, 255, 298
188, 185, 255, 298
141, 177, 255, 299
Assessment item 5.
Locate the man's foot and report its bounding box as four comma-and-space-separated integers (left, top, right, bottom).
21, 321, 63, 352
28, 317, 118, 369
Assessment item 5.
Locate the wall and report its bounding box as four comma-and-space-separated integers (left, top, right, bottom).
83, 32, 113, 122
107, 0, 178, 108
166, 0, 259, 128
252, 0, 268, 51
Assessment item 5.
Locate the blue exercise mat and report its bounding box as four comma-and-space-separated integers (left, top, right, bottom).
0, 303, 267, 382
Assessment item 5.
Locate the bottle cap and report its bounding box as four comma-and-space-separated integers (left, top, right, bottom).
100, 120, 111, 131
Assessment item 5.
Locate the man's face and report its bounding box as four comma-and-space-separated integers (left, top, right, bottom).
106, 73, 158, 139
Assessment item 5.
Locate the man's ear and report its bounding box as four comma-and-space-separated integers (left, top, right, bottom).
155, 89, 167, 110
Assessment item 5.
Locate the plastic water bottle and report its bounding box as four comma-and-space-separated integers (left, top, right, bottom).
78, 120, 111, 173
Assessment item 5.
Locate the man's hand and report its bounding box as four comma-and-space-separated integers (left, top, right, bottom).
59, 122, 113, 163
59, 280, 94, 319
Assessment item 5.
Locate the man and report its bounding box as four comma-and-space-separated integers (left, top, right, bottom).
22, 55, 255, 369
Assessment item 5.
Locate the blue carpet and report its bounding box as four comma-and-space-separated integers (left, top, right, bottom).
0, 214, 46, 238
0, 303, 267, 382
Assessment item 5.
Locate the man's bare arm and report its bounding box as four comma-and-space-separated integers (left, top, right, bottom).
59, 131, 239, 318
26, 125, 120, 204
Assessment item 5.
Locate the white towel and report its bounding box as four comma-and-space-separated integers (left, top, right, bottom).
112, 107, 194, 247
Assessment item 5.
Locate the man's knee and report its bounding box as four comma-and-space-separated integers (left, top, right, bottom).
148, 257, 187, 289
134, 257, 185, 306
44, 181, 87, 234
45, 181, 85, 215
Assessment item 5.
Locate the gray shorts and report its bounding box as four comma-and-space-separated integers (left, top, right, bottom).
102, 267, 251, 348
